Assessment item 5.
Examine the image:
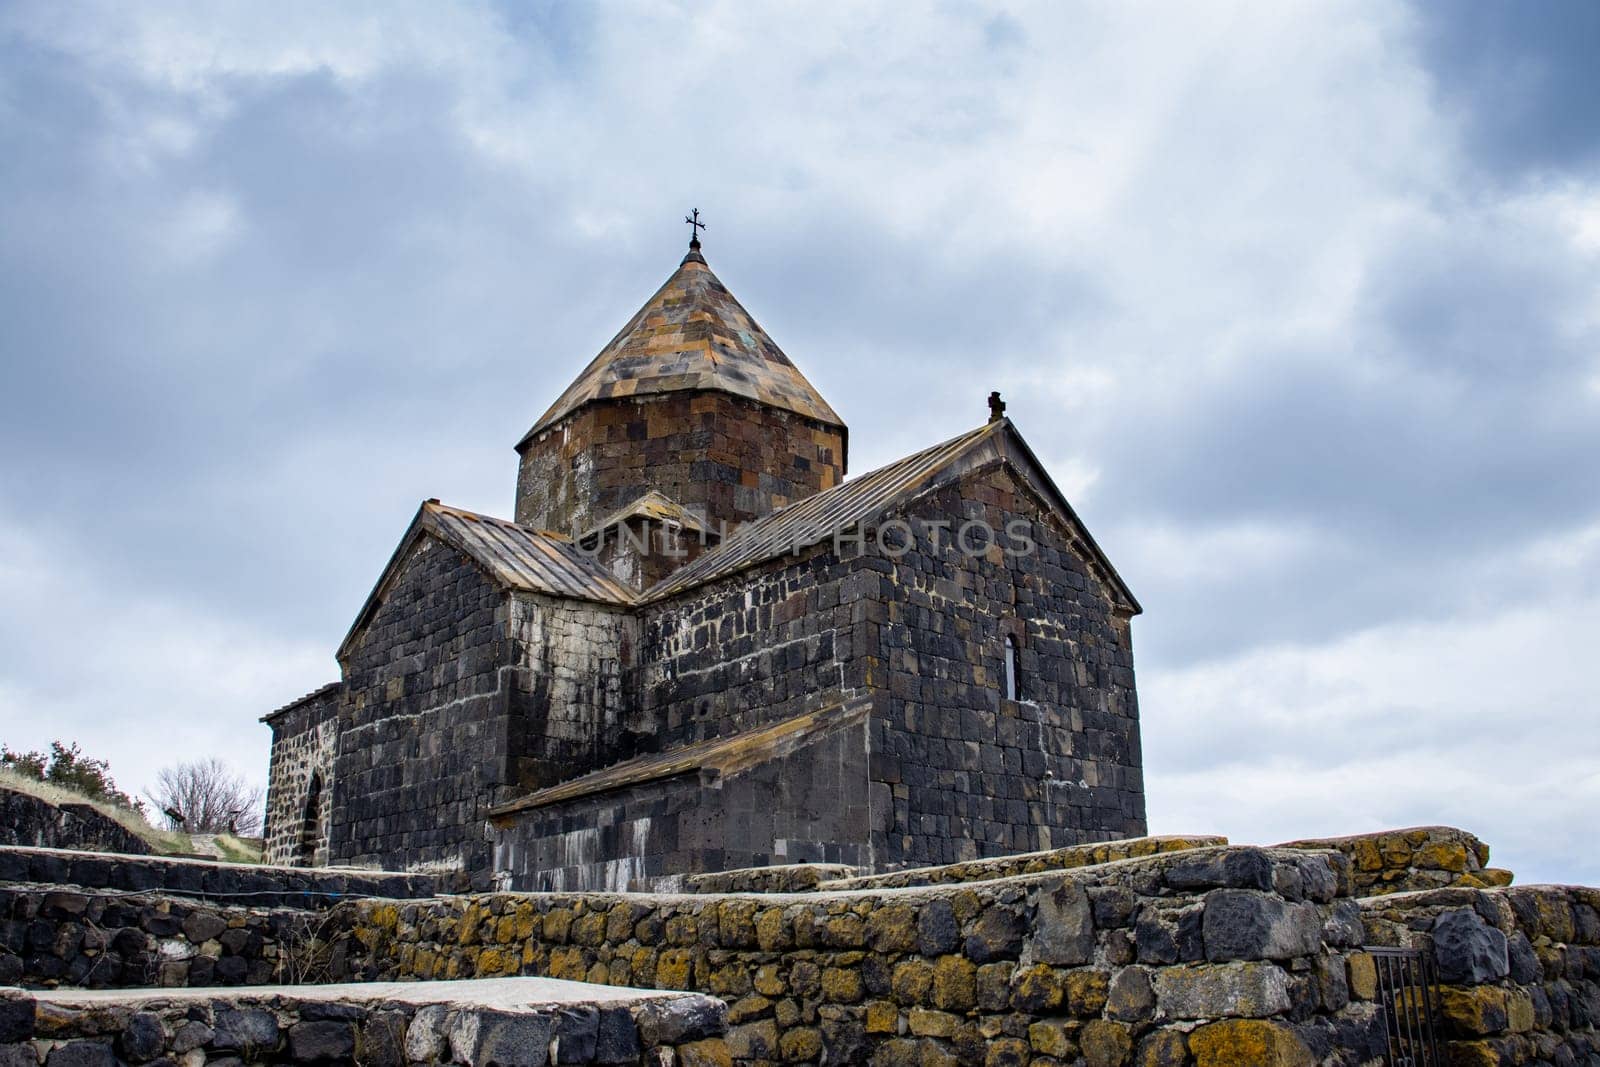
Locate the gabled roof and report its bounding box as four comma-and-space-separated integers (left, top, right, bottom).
424, 502, 637, 603
338, 501, 636, 659
580, 490, 713, 543
642, 419, 1140, 614
518, 250, 844, 447
486, 695, 871, 819
260, 681, 342, 724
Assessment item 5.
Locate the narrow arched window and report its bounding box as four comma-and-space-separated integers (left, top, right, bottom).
297, 773, 323, 867
1003, 635, 1020, 701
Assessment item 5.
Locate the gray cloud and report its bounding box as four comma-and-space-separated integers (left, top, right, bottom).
1409, 0, 1600, 180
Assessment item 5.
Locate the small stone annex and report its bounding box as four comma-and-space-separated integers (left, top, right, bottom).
260, 231, 1147, 892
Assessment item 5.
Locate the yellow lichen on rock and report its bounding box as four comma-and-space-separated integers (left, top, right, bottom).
1188, 1019, 1314, 1067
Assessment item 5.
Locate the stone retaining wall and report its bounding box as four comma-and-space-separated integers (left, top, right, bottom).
0, 846, 452, 908
0, 978, 729, 1066
1360, 882, 1600, 1065
0, 881, 327, 990
1278, 826, 1512, 897
0, 789, 151, 857
9, 827, 1595, 1064
329, 845, 1390, 1065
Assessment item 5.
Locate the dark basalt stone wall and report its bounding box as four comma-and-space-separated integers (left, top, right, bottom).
0, 789, 149, 857
1, 984, 731, 1064
0, 845, 449, 906
503, 594, 638, 795
262, 688, 340, 867
625, 461, 1146, 879
868, 465, 1145, 868
636, 552, 866, 754
491, 711, 874, 893
331, 537, 512, 881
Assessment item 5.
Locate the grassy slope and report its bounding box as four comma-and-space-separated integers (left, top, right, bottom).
0, 765, 254, 858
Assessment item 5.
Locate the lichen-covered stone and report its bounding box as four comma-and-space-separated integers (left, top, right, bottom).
1028, 1019, 1077, 1058
982, 1037, 1031, 1067
1187, 1019, 1313, 1067
907, 1008, 959, 1038
778, 1025, 823, 1060
725, 1019, 779, 1060
1132, 1029, 1186, 1067
676, 1039, 734, 1067
1059, 970, 1106, 1017
1439, 986, 1515, 1036
1011, 964, 1064, 1013
892, 960, 934, 1005
821, 966, 863, 1004
929, 956, 976, 1013
1080, 1019, 1132, 1067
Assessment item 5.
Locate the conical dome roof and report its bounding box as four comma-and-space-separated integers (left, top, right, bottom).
519, 249, 843, 446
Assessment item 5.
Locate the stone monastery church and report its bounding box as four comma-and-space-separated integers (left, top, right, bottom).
262, 230, 1147, 892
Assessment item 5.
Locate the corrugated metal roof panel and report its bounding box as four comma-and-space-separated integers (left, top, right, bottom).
487, 695, 870, 818
642, 421, 1003, 599
425, 503, 637, 605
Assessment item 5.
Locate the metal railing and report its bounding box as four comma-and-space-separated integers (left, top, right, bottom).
1368, 946, 1443, 1067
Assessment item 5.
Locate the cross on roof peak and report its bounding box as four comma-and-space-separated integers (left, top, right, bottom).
684, 208, 706, 251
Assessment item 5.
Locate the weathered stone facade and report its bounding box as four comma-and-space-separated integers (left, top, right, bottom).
867, 466, 1143, 865
261, 685, 338, 867
262, 244, 1146, 890
504, 593, 639, 794
333, 537, 512, 879
490, 699, 877, 892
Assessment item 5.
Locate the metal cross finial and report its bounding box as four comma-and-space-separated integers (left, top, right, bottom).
988, 391, 1006, 423
685, 208, 706, 250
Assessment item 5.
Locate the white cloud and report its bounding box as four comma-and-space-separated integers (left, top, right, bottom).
0, 517, 327, 806
1144, 591, 1600, 884
152, 188, 240, 265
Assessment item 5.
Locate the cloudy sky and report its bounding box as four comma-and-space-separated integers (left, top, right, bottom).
2, 2, 1596, 883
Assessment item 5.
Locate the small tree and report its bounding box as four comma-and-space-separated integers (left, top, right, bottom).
2, 741, 141, 810
147, 758, 264, 836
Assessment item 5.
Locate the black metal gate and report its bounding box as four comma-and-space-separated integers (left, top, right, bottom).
1369, 946, 1443, 1067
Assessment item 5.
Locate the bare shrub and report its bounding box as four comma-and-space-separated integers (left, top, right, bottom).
147, 758, 264, 835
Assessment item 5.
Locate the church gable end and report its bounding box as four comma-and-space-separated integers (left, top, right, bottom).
331, 533, 514, 880
863, 460, 1145, 869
